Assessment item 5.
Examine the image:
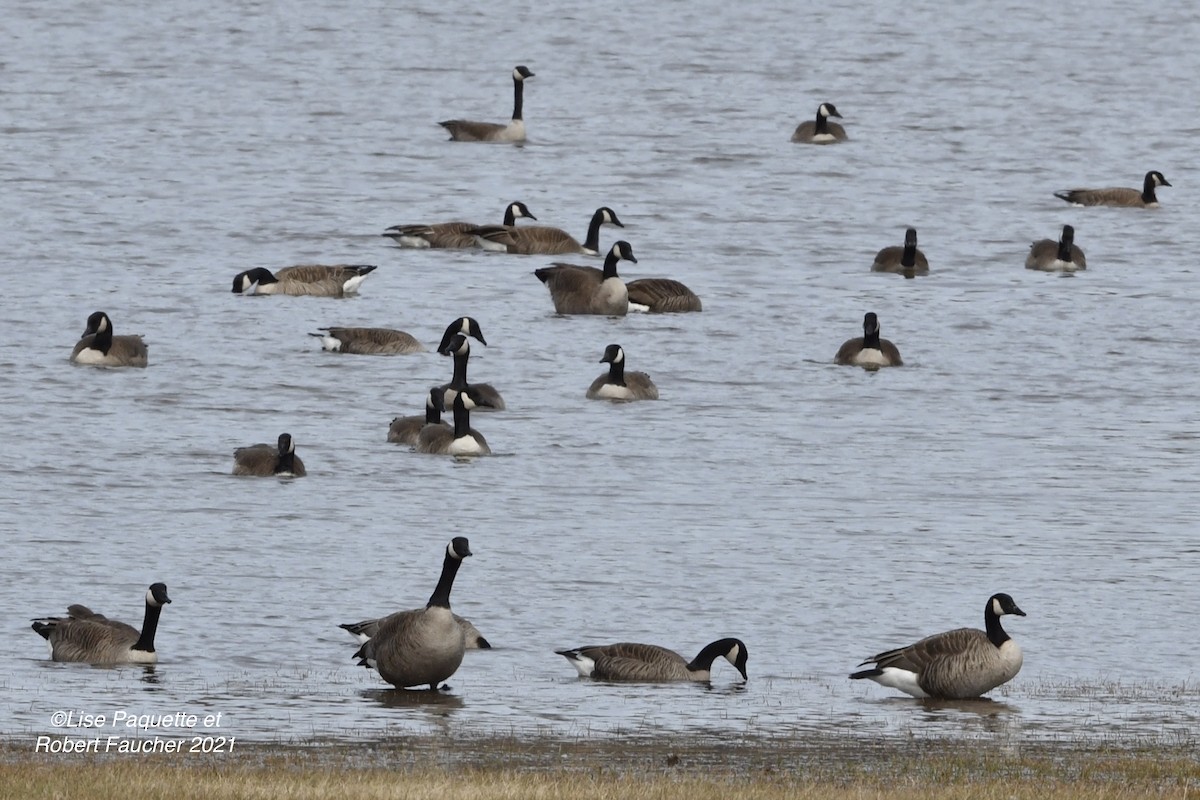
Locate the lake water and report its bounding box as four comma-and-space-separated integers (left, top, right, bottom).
3, 0, 1199, 748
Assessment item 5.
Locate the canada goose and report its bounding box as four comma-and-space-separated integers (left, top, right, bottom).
382, 201, 535, 249
533, 240, 637, 316
416, 392, 491, 456
310, 327, 425, 355
850, 593, 1026, 699
556, 638, 748, 682
436, 316, 488, 354
586, 344, 659, 401
872, 228, 929, 275
437, 333, 505, 411
31, 583, 172, 664
230, 264, 377, 297
470, 207, 624, 255
439, 65, 534, 143
69, 311, 148, 367
348, 537, 475, 689
791, 103, 847, 144
233, 433, 307, 477
388, 387, 450, 446
1054, 171, 1171, 207
835, 312, 903, 368
1026, 225, 1086, 271
626, 278, 702, 312
340, 614, 490, 650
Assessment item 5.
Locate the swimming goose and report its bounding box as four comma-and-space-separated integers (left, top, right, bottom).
310, 326, 425, 355
340, 614, 489, 650
534, 240, 637, 316
382, 202, 535, 249
872, 228, 929, 275
437, 333, 505, 411
835, 312, 903, 368
556, 638, 748, 682
416, 392, 491, 456
231, 265, 377, 297
436, 316, 488, 354
69, 311, 148, 367
31, 583, 172, 664
791, 103, 847, 144
233, 433, 307, 477
1054, 171, 1171, 207
388, 387, 451, 446
470, 206, 624, 255
1026, 225, 1086, 272
626, 278, 702, 312
850, 593, 1025, 699
586, 344, 659, 401
349, 537, 475, 689
439, 66, 534, 143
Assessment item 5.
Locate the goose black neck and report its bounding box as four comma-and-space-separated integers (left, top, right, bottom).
583, 210, 604, 252
275, 447, 296, 474
450, 348, 469, 388
427, 551, 463, 609
512, 76, 524, 121
984, 603, 1011, 647
863, 328, 882, 350
502, 206, 518, 226
1056, 233, 1074, 262
452, 399, 471, 439
686, 640, 727, 672
425, 401, 442, 425
131, 601, 164, 653
91, 321, 114, 354
602, 250, 622, 279
814, 109, 828, 134
607, 358, 626, 386
901, 242, 917, 268
1141, 180, 1157, 204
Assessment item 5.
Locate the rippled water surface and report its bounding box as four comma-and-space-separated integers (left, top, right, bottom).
3, 0, 1200, 746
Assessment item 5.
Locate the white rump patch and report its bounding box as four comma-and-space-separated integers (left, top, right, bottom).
319, 335, 343, 352
341, 275, 367, 294
627, 302, 650, 313
562, 652, 596, 677
396, 236, 432, 248
874, 667, 928, 698
474, 236, 508, 252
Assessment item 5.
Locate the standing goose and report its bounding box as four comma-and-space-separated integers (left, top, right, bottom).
388, 387, 450, 446
436, 316, 488, 354
437, 333, 504, 411
233, 433, 307, 477
231, 265, 377, 297
850, 593, 1026, 699
556, 638, 749, 683
416, 392, 491, 456
791, 102, 847, 144
586, 344, 659, 401
470, 207, 624, 255
69, 311, 148, 368
626, 278, 702, 313
1054, 170, 1171, 207
1026, 225, 1086, 272
31, 583, 172, 664
309, 326, 425, 355
534, 240, 637, 316
382, 202, 535, 249
340, 614, 490, 650
835, 312, 903, 368
872, 228, 929, 276
349, 537, 475, 689
439, 65, 535, 143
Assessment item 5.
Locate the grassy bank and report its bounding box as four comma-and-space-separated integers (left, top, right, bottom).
2, 734, 1198, 799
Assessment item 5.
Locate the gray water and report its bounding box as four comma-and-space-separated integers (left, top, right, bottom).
3, 0, 1199, 748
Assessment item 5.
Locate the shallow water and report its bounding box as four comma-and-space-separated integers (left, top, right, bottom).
3, 0, 1199, 747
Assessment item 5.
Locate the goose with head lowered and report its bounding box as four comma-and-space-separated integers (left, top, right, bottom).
437, 333, 504, 411
233, 433, 307, 477
416, 391, 491, 456
439, 65, 535, 143
382, 201, 535, 249
1054, 170, 1171, 208
231, 264, 376, 297
347, 537, 476, 689
534, 240, 637, 316
310, 326, 424, 355
69, 311, 148, 368
626, 277, 702, 313
586, 344, 659, 401
31, 583, 172, 665
388, 387, 451, 446
470, 206, 623, 255
850, 593, 1025, 699
1026, 224, 1086, 272
835, 312, 903, 368
872, 228, 929, 276
791, 102, 847, 144
556, 638, 748, 683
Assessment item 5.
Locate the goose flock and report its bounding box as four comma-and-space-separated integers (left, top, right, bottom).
47, 63, 1178, 701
